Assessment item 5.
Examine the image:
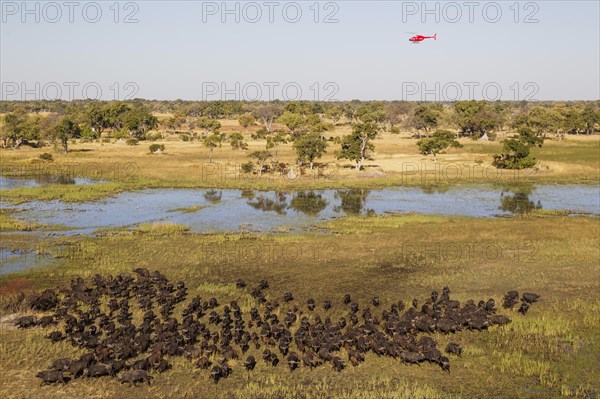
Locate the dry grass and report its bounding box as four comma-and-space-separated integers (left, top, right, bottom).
0, 128, 597, 203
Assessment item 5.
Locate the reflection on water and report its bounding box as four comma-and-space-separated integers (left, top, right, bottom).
204, 190, 222, 204
0, 249, 52, 276
247, 192, 289, 215
500, 189, 542, 214
0, 175, 100, 189
334, 189, 373, 215
289, 192, 328, 216
420, 186, 451, 195
1, 184, 598, 235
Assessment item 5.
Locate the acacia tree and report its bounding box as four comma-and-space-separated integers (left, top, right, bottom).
253, 103, 283, 133
356, 102, 387, 126
238, 113, 255, 131
162, 115, 185, 132
52, 116, 81, 153
228, 132, 248, 150
324, 106, 343, 126
493, 127, 544, 169
292, 132, 327, 170
453, 100, 501, 139
385, 101, 412, 131
249, 150, 272, 175
337, 122, 380, 170
123, 106, 158, 139
203, 132, 224, 163
408, 103, 442, 138
197, 117, 221, 137
511, 106, 561, 138
580, 104, 600, 134
83, 103, 109, 137
278, 111, 304, 135
417, 130, 462, 162
266, 131, 288, 163
102, 101, 130, 131
1, 109, 40, 148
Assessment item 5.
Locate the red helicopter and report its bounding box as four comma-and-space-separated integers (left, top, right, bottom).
409, 33, 437, 43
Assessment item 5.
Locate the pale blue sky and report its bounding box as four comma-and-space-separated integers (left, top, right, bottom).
1, 1, 599, 100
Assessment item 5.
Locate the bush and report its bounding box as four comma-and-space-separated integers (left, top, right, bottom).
111, 129, 128, 139
39, 152, 53, 161
493, 128, 544, 170
146, 132, 162, 141
102, 138, 111, 143
241, 162, 254, 174
149, 144, 165, 153
275, 162, 288, 175
126, 138, 139, 146
251, 127, 268, 140
181, 134, 191, 142
80, 127, 99, 139
493, 154, 537, 169
390, 126, 401, 134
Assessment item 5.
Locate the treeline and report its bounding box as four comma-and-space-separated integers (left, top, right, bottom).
2, 99, 599, 136
1, 100, 598, 170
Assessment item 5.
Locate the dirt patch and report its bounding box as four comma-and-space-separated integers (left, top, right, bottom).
0, 313, 22, 331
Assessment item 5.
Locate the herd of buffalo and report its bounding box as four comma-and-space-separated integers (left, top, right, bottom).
12, 269, 540, 386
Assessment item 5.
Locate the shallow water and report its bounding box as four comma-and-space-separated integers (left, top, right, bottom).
0, 249, 52, 276
0, 175, 100, 189
2, 184, 599, 235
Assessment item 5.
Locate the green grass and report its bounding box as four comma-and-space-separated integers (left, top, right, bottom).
0, 213, 38, 231
167, 205, 205, 213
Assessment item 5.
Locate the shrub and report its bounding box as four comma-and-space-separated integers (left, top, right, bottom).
181, 134, 191, 142
111, 129, 128, 139
390, 126, 401, 134
241, 162, 254, 174
275, 162, 288, 175
251, 127, 268, 140
149, 144, 165, 153
493, 128, 544, 169
126, 138, 139, 146
80, 127, 99, 139
39, 152, 53, 161
102, 138, 111, 143
146, 132, 162, 141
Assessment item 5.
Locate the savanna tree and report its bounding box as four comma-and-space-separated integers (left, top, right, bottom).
292, 132, 327, 170
249, 150, 272, 175
336, 122, 380, 170
238, 113, 256, 131
203, 132, 224, 163
229, 132, 248, 150
417, 129, 462, 161
493, 127, 544, 169
52, 116, 81, 153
